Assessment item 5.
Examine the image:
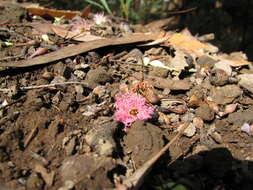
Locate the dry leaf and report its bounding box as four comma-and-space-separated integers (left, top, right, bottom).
188, 94, 203, 107
51, 25, 78, 39
25, 6, 81, 19
219, 58, 251, 67
0, 32, 162, 68
73, 33, 105, 42
168, 33, 207, 52
28, 23, 55, 34
218, 103, 237, 117
216, 51, 251, 67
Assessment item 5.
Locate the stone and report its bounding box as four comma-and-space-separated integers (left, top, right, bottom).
238, 74, 253, 94
26, 172, 44, 189
85, 120, 116, 156
183, 123, 196, 137
86, 67, 112, 88
65, 137, 76, 156
60, 155, 115, 189
210, 69, 229, 86
196, 55, 218, 68
53, 62, 72, 79
209, 85, 242, 104
149, 67, 169, 78
74, 70, 86, 79
227, 110, 253, 126
195, 105, 215, 121
213, 61, 232, 76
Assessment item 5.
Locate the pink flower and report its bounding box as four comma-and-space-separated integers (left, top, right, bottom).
93, 13, 109, 25
70, 20, 91, 33
114, 92, 154, 126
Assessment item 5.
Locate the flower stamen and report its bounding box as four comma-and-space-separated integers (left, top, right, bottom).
129, 108, 138, 116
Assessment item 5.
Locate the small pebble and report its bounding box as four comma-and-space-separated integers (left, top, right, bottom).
183, 123, 196, 137
241, 123, 253, 136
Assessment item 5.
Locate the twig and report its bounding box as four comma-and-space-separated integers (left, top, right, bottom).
0, 97, 25, 111
24, 126, 38, 148
116, 122, 190, 190
20, 82, 90, 90
0, 82, 90, 93
166, 7, 197, 15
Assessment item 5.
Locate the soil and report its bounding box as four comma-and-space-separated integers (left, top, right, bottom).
0, 2, 253, 190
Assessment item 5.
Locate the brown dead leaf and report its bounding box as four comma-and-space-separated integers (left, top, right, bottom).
25, 7, 81, 19
81, 5, 92, 17
219, 58, 251, 67
131, 81, 160, 104
27, 23, 55, 34
50, 25, 77, 39
0, 32, 162, 68
193, 117, 204, 128
188, 94, 203, 107
168, 33, 207, 52
72, 33, 105, 42
206, 100, 220, 113
218, 103, 237, 117
216, 51, 251, 67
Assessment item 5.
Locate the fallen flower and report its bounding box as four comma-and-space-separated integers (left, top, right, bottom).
114, 92, 154, 126
93, 13, 109, 25
70, 19, 91, 33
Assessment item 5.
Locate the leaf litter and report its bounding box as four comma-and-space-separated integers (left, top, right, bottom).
0, 1, 253, 190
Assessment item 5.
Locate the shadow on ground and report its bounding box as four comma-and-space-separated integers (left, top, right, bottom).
141, 147, 253, 190
177, 0, 253, 61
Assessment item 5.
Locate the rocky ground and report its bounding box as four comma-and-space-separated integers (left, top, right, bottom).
0, 1, 253, 190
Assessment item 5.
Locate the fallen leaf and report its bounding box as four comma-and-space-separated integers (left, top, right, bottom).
216, 51, 251, 67
24, 6, 81, 19
168, 33, 207, 51
218, 103, 237, 117
0, 32, 162, 68
219, 58, 251, 67
73, 33, 105, 42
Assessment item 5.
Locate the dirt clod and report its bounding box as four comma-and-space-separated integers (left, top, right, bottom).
123, 121, 164, 168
